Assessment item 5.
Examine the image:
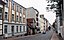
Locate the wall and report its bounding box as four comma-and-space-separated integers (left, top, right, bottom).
26, 7, 36, 21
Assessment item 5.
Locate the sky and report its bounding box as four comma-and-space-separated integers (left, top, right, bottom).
14, 0, 56, 25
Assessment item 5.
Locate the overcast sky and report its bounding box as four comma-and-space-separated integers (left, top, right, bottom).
14, 0, 56, 25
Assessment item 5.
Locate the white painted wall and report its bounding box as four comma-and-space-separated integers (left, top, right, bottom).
0, 20, 2, 24
39, 17, 44, 33
26, 7, 36, 20
18, 25, 20, 32
22, 26, 23, 32
25, 26, 27, 31
14, 25, 16, 33
3, 24, 26, 37
16, 12, 18, 15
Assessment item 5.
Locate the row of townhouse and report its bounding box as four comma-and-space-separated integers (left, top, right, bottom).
0, 0, 40, 37
26, 7, 50, 34
0, 0, 51, 38
38, 14, 50, 33
0, 0, 27, 37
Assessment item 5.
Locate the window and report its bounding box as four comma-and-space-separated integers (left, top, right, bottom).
16, 26, 18, 33
0, 8, 2, 20
20, 17, 21, 22
0, 8, 2, 13
16, 5, 18, 12
20, 8, 22, 13
23, 26, 25, 32
5, 12, 8, 20
12, 1, 14, 10
0, 14, 2, 20
23, 18, 25, 23
5, 0, 8, 7
12, 14, 14, 21
17, 6, 18, 12
16, 16, 18, 22
20, 26, 22, 32
4, 25, 7, 34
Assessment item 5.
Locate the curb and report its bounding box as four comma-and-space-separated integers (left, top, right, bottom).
4, 33, 40, 40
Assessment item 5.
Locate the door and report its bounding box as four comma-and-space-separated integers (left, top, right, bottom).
11, 26, 14, 36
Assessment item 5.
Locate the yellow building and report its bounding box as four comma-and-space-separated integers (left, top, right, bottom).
0, 0, 27, 37
0, 0, 6, 36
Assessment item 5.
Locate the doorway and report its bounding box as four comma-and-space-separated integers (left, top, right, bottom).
11, 26, 14, 36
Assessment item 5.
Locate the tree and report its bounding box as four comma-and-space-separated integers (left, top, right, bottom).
46, 0, 63, 26
46, 0, 62, 12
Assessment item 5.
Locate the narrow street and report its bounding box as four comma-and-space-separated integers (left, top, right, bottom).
1, 0, 63, 40
4, 29, 53, 40
15, 29, 53, 40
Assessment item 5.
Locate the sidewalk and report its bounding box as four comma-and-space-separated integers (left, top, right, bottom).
0, 36, 4, 40
4, 33, 40, 40
51, 31, 59, 40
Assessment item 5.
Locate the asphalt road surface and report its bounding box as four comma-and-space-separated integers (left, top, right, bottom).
15, 29, 53, 40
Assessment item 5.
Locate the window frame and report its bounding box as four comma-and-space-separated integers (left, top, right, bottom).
4, 25, 7, 34
20, 16, 22, 22
20, 7, 22, 13
12, 14, 14, 21
23, 26, 25, 32
20, 26, 22, 32
5, 12, 8, 20
0, 7, 2, 20
12, 1, 14, 10
16, 15, 18, 22
16, 26, 18, 33
16, 5, 18, 12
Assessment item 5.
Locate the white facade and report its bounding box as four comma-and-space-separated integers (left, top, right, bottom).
3, 24, 27, 37
39, 15, 44, 33
26, 7, 36, 21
